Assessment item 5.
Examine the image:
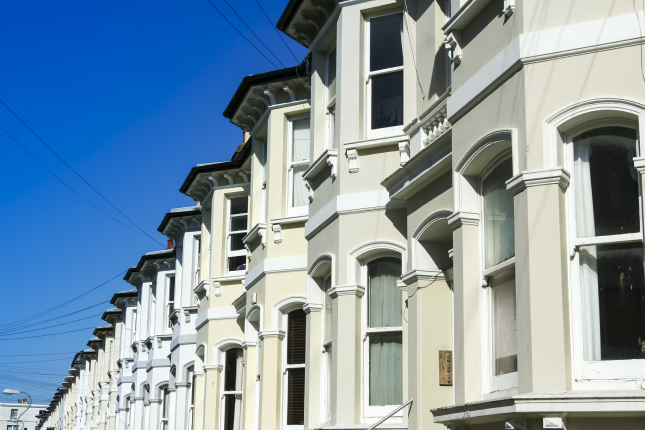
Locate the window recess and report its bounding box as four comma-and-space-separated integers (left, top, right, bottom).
284, 309, 307, 429
287, 116, 311, 216
227, 196, 248, 273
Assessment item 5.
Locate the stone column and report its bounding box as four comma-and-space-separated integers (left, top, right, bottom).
167, 388, 176, 430
147, 399, 161, 430
257, 330, 285, 430
507, 168, 572, 393
173, 383, 190, 430
239, 342, 257, 430
201, 366, 221, 430
328, 285, 364, 426
303, 304, 322, 429
191, 373, 204, 430
403, 270, 453, 430
131, 396, 144, 430
448, 211, 482, 404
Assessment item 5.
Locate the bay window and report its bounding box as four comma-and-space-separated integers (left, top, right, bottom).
326, 45, 337, 149
227, 196, 248, 273
365, 257, 402, 416
221, 348, 243, 430
482, 157, 517, 389
571, 126, 645, 366
288, 116, 310, 216
284, 309, 306, 428
366, 12, 403, 137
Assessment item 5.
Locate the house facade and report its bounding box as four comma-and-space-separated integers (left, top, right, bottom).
38, 1, 645, 430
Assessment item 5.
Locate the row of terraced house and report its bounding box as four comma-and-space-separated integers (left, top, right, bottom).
37, 1, 645, 430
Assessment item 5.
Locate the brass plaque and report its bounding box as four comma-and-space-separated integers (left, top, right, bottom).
439, 350, 452, 386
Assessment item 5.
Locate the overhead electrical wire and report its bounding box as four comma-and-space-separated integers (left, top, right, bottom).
0, 325, 98, 341
0, 301, 110, 335
0, 313, 104, 337
253, 0, 300, 64
0, 98, 164, 247
0, 126, 147, 237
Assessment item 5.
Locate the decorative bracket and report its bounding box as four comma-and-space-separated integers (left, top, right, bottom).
283, 83, 296, 102
398, 141, 410, 166
503, 0, 515, 16
347, 149, 359, 173
272, 224, 282, 244
445, 32, 462, 65
213, 280, 222, 297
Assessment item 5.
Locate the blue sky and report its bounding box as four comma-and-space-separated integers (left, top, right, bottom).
0, 0, 306, 405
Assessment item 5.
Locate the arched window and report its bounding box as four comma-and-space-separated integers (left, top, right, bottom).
572, 126, 644, 362
365, 257, 402, 412
284, 309, 306, 428
221, 348, 243, 430
482, 157, 517, 381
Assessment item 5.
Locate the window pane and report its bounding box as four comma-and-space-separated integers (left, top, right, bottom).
327, 46, 336, 99
324, 276, 332, 341
224, 349, 239, 392
292, 118, 310, 162
573, 127, 639, 238
230, 215, 247, 232
286, 367, 305, 425
223, 394, 241, 430
228, 256, 246, 272
371, 72, 403, 130
230, 197, 248, 215
490, 270, 517, 376
370, 14, 403, 71
369, 332, 402, 406
292, 164, 310, 208
483, 158, 515, 269
579, 243, 645, 361
230, 233, 245, 252
168, 277, 175, 302
287, 309, 307, 365
368, 257, 402, 328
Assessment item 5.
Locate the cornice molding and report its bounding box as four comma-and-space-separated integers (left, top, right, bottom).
506, 167, 571, 195
303, 303, 322, 314
447, 211, 480, 230
328, 284, 365, 299
258, 330, 285, 340
401, 269, 446, 286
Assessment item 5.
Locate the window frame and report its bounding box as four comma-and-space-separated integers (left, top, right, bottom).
565, 118, 645, 385
286, 114, 311, 217
365, 10, 405, 140
281, 308, 307, 430
193, 235, 201, 302
166, 275, 175, 332
160, 387, 169, 430
226, 195, 248, 275
219, 348, 243, 430
479, 154, 518, 396
360, 255, 404, 422
326, 43, 337, 150
10, 409, 17, 421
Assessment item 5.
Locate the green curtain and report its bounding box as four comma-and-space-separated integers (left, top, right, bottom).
369, 333, 402, 406
368, 257, 402, 328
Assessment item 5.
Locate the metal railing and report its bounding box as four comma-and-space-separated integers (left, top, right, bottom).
367, 398, 413, 430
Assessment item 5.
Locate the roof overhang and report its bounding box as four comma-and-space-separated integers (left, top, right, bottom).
277, 0, 337, 48
157, 206, 202, 240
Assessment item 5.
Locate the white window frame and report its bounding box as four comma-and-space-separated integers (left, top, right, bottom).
281, 310, 306, 430
219, 348, 243, 430
565, 118, 645, 386
160, 387, 169, 430
10, 410, 17, 421
193, 235, 201, 296
479, 155, 518, 397
226, 195, 248, 274
360, 255, 403, 422
187, 369, 195, 430
166, 275, 175, 332
326, 43, 337, 150
287, 114, 311, 217
365, 10, 404, 140
321, 271, 333, 425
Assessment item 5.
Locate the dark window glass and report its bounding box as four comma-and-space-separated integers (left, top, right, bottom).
370, 14, 403, 71
230, 197, 248, 215
227, 256, 246, 272
286, 368, 305, 425
580, 243, 645, 360
327, 46, 337, 98
230, 215, 247, 232
223, 395, 236, 430
230, 233, 245, 252
168, 277, 175, 302
372, 72, 403, 129
287, 310, 307, 365
224, 349, 239, 392
573, 127, 639, 237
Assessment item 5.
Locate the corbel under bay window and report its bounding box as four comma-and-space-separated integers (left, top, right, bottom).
481, 157, 517, 394
227, 196, 248, 273
568, 123, 645, 382
287, 115, 311, 216
366, 11, 404, 139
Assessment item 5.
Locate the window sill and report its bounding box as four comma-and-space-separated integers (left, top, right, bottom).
303, 149, 338, 183
344, 134, 410, 174
242, 223, 266, 247
270, 215, 309, 245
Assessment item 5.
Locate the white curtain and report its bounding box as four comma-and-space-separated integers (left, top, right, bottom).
292, 164, 309, 207
368, 258, 402, 328
369, 333, 402, 406
483, 159, 515, 269
491, 270, 517, 376
292, 119, 310, 162
574, 141, 601, 361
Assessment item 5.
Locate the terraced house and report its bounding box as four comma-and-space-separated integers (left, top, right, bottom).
38, 1, 645, 430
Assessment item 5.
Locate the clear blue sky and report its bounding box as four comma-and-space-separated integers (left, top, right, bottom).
0, 0, 306, 405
